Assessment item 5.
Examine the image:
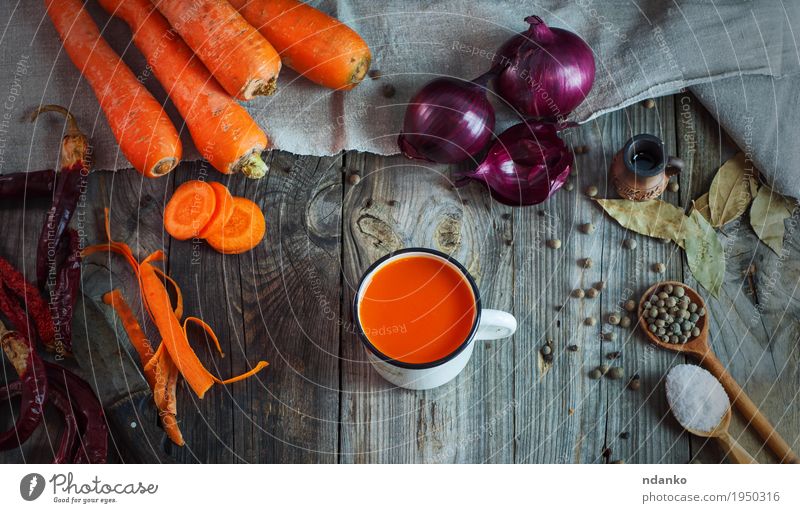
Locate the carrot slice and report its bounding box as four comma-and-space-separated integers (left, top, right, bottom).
204, 197, 266, 255
164, 180, 216, 241
229, 0, 371, 90
198, 183, 235, 240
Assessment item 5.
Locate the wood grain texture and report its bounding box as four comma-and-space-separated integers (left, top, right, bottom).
2, 95, 799, 464
338, 153, 515, 463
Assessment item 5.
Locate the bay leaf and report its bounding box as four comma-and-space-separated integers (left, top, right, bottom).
596, 199, 691, 247
691, 193, 712, 223
708, 152, 755, 227
749, 185, 797, 254
684, 210, 725, 297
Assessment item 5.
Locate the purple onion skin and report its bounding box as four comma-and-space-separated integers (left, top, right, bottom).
456, 121, 572, 206
398, 77, 495, 164
495, 16, 595, 119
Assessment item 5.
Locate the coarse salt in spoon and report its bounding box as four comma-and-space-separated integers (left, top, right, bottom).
666, 364, 756, 464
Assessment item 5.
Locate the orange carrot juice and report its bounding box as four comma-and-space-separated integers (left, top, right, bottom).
358, 254, 477, 364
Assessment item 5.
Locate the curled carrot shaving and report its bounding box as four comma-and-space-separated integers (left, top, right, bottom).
183, 316, 224, 357
86, 209, 269, 402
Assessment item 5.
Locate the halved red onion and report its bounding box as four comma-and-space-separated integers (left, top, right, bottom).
455, 121, 572, 206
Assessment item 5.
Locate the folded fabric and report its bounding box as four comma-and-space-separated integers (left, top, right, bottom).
0, 1, 797, 197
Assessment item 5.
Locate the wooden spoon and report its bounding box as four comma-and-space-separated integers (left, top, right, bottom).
639, 281, 798, 464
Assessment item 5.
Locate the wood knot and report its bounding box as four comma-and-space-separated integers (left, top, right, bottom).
434, 213, 462, 252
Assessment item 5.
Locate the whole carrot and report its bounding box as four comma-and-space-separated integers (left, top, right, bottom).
97, 0, 268, 178
44, 0, 181, 178
153, 0, 281, 101
229, 0, 371, 90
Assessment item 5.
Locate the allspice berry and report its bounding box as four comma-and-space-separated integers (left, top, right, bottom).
581, 257, 593, 269
628, 373, 641, 391
623, 238, 637, 250
572, 288, 585, 299
668, 181, 680, 193
589, 369, 602, 380
586, 287, 599, 298
624, 300, 636, 312
586, 185, 599, 197
580, 222, 595, 234
653, 262, 666, 273
348, 173, 361, 185
564, 180, 574, 191
620, 316, 632, 328
547, 239, 562, 249
608, 313, 621, 325
584, 316, 597, 326
643, 98, 656, 109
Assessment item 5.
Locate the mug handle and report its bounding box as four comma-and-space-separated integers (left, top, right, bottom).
475, 309, 517, 340
665, 156, 684, 177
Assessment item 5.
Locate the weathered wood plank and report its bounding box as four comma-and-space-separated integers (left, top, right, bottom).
676, 93, 800, 463
339, 152, 515, 463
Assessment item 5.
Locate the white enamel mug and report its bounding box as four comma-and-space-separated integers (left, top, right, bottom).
353, 248, 517, 390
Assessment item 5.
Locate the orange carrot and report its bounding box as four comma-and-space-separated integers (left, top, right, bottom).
229, 0, 371, 90
204, 197, 266, 255
96, 0, 269, 178
198, 182, 235, 239
44, 0, 182, 177
84, 210, 268, 400
164, 180, 216, 241
153, 0, 282, 100
103, 289, 184, 446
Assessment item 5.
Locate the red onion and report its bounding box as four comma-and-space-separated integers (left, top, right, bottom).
494, 16, 595, 119
455, 121, 572, 206
398, 75, 495, 164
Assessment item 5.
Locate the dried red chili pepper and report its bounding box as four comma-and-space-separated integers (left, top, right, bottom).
0, 379, 77, 463
32, 105, 90, 290
0, 326, 47, 451
50, 229, 81, 354
46, 362, 108, 464
0, 169, 57, 200
0, 256, 56, 352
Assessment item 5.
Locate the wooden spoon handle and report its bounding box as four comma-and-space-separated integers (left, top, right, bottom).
701, 353, 799, 463
716, 432, 757, 464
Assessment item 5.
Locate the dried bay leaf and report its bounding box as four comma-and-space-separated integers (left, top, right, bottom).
596, 199, 690, 246
685, 210, 725, 297
708, 152, 755, 227
691, 193, 712, 223
750, 185, 797, 254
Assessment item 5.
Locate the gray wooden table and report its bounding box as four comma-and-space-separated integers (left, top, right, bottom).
1, 93, 798, 464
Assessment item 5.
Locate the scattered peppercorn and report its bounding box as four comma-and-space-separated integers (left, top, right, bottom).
608, 313, 620, 325
623, 238, 637, 250
595, 281, 606, 290
572, 288, 585, 298
586, 287, 599, 298
580, 222, 595, 234
584, 316, 596, 326
628, 373, 641, 391
547, 239, 562, 249
586, 185, 598, 197
567, 344, 579, 352
589, 369, 602, 380
668, 181, 680, 193
348, 173, 361, 185
608, 366, 624, 380
620, 316, 632, 328
541, 345, 552, 356
564, 180, 574, 191
607, 351, 621, 360
381, 83, 396, 98
653, 262, 666, 273
581, 257, 593, 269
643, 98, 656, 109
602, 331, 616, 341
619, 431, 630, 440
599, 364, 610, 376
624, 300, 636, 312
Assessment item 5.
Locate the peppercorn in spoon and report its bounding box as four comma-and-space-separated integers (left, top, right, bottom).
638, 281, 798, 464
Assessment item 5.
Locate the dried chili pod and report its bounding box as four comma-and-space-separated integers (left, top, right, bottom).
0, 256, 56, 351
46, 363, 108, 464
0, 169, 57, 200
0, 380, 77, 463
50, 229, 81, 354
32, 105, 90, 290
0, 325, 47, 451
